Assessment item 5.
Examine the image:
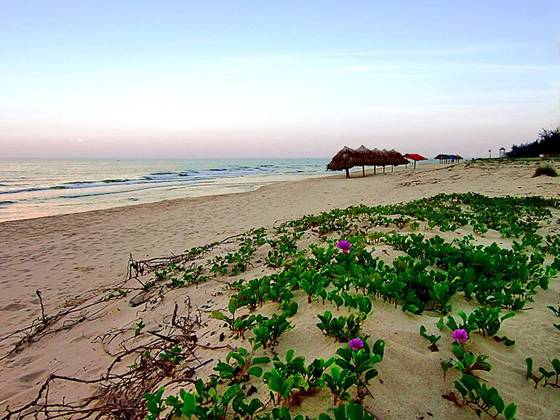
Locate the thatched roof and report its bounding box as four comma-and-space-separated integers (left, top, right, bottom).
354, 145, 373, 166
327, 146, 356, 170
327, 146, 409, 171
383, 149, 409, 166
435, 154, 463, 160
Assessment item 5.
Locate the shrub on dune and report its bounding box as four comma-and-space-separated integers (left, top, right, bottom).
532, 165, 558, 177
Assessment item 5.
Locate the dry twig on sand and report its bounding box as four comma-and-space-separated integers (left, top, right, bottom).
2, 302, 207, 420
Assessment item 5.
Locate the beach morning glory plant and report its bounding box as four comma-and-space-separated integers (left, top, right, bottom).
337, 240, 352, 254
452, 329, 469, 344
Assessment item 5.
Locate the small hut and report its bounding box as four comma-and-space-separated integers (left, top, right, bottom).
404, 153, 427, 168
327, 146, 356, 178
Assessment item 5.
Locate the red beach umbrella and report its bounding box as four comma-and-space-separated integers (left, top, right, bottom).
404, 153, 427, 161
404, 153, 427, 168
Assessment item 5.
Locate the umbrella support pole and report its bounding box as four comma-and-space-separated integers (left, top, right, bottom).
362, 166, 365, 177
374, 166, 376, 175
345, 168, 350, 178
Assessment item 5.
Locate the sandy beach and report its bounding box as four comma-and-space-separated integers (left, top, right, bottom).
1, 160, 559, 419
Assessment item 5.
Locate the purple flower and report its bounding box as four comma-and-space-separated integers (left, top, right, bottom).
348, 338, 364, 351
452, 329, 469, 344
337, 240, 352, 254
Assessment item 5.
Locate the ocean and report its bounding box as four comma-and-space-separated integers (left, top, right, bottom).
0, 158, 328, 222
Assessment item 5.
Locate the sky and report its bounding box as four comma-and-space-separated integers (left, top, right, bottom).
1, 0, 559, 158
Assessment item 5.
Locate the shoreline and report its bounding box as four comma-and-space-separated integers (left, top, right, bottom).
0, 162, 462, 227
0, 170, 330, 224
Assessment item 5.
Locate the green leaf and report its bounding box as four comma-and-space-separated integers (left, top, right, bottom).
286, 349, 295, 363
228, 297, 239, 315
253, 356, 271, 365
525, 358, 533, 379
460, 374, 481, 391
365, 369, 379, 382
346, 402, 366, 420
210, 311, 226, 321
180, 392, 196, 416
247, 366, 263, 377
551, 359, 560, 375
504, 402, 517, 420
500, 311, 516, 322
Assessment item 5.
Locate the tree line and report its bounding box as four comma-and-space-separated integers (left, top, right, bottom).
507, 127, 560, 158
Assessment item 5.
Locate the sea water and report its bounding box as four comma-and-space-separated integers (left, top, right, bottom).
0, 158, 328, 222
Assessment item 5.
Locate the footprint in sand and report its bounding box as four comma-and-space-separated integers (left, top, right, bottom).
74, 266, 95, 273
8, 356, 37, 367
18, 370, 47, 384
1, 303, 28, 311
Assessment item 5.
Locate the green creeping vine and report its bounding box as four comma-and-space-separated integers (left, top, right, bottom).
316, 310, 366, 342
318, 402, 377, 420
139, 194, 560, 419
438, 308, 516, 346
263, 349, 334, 407
145, 344, 382, 419
445, 374, 517, 420
441, 343, 491, 378
439, 333, 517, 419
384, 233, 549, 311
213, 346, 271, 383
419, 325, 441, 351
334, 338, 385, 400
249, 314, 293, 350
526, 358, 560, 388
210, 228, 267, 276
321, 365, 356, 406
150, 377, 264, 419
266, 231, 303, 268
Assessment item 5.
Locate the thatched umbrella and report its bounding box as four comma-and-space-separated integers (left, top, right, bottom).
434, 154, 450, 163
404, 153, 427, 168
368, 148, 383, 174
327, 146, 356, 178
354, 145, 372, 176
377, 149, 408, 173
327, 146, 410, 178
387, 149, 408, 166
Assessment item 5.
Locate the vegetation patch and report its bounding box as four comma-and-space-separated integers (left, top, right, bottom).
4, 193, 560, 419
